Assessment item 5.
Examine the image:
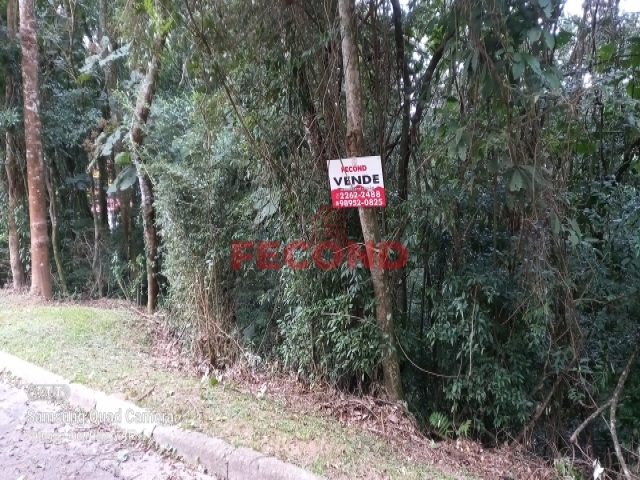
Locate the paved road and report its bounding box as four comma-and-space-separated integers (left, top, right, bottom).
0, 381, 215, 480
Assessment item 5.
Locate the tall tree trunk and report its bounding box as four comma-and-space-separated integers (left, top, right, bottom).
19, 0, 52, 299
5, 0, 26, 290
138, 174, 157, 310
90, 173, 103, 296
390, 0, 411, 324
391, 0, 411, 203
97, 0, 110, 229
338, 0, 403, 401
299, 69, 329, 178
113, 160, 134, 263
129, 25, 167, 314
5, 133, 26, 289
98, 158, 108, 227
44, 163, 67, 294
610, 344, 639, 480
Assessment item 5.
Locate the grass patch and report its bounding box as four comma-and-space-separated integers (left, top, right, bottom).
0, 296, 469, 480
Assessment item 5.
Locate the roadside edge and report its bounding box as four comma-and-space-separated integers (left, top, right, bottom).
0, 350, 324, 480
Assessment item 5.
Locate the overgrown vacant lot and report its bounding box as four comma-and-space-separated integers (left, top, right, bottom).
3, 0, 640, 476
0, 294, 450, 479
0, 293, 554, 479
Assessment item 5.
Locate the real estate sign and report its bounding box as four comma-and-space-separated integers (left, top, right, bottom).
327, 156, 386, 208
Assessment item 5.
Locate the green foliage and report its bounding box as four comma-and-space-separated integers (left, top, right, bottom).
429, 412, 452, 438
108, 165, 137, 194
456, 419, 472, 438
428, 413, 472, 439
278, 266, 386, 387
554, 457, 582, 479
149, 93, 255, 363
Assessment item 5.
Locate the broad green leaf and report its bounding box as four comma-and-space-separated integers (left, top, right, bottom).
512, 61, 525, 79
101, 129, 123, 157
77, 72, 92, 84
118, 165, 138, 191
627, 81, 640, 100
107, 165, 137, 194
115, 152, 131, 166
528, 28, 542, 43
598, 43, 615, 61
98, 43, 131, 67
543, 70, 561, 90
253, 188, 280, 225
523, 54, 541, 74
79, 55, 100, 74
550, 211, 561, 236
542, 30, 555, 49
569, 218, 582, 238
522, 165, 549, 187
509, 170, 523, 191
569, 231, 579, 246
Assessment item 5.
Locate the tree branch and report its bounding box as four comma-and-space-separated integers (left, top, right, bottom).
610, 344, 640, 480
569, 399, 612, 444
514, 354, 578, 445
410, 36, 450, 134
515, 369, 565, 445
615, 136, 640, 182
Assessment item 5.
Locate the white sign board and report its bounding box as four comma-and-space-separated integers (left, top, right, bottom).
327, 156, 386, 208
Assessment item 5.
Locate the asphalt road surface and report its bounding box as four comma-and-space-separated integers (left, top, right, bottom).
0, 381, 215, 480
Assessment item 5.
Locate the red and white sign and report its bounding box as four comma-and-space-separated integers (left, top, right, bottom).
327, 156, 386, 208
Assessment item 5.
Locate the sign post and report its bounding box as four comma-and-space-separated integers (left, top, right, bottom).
327, 156, 386, 208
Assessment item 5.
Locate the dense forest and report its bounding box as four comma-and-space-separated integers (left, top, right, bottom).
1, 0, 639, 477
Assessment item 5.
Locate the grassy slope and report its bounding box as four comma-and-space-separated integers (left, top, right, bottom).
0, 297, 468, 480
